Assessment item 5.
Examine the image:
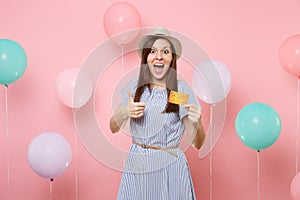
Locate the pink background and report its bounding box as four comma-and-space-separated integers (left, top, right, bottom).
1, 0, 300, 199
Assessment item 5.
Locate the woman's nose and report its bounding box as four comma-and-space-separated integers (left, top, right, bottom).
155, 50, 163, 59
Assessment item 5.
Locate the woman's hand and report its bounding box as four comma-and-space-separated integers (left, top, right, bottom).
109, 90, 146, 133
182, 104, 201, 125
182, 104, 205, 149
127, 90, 145, 118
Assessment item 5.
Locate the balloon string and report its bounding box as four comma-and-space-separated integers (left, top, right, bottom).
74, 128, 78, 200
296, 78, 300, 174
49, 179, 53, 200
73, 110, 79, 200
257, 150, 260, 200
209, 104, 213, 200
5, 85, 10, 189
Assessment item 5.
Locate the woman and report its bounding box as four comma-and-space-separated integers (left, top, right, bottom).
110, 27, 206, 200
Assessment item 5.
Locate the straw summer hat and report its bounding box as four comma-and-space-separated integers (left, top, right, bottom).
137, 26, 182, 60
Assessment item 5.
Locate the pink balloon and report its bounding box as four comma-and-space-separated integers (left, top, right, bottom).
279, 34, 300, 77
191, 59, 232, 104
56, 67, 93, 108
291, 172, 300, 200
27, 132, 72, 179
103, 2, 141, 45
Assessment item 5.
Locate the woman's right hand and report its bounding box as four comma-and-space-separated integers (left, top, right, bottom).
127, 90, 145, 118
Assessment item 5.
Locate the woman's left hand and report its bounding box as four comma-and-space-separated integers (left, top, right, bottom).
182, 104, 201, 124
183, 104, 205, 149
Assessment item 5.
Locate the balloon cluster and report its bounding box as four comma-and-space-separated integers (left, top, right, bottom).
27, 132, 72, 180
279, 34, 300, 77
26, 1, 142, 181
279, 34, 300, 199
235, 102, 281, 151
56, 67, 93, 109
2, 2, 299, 195
103, 2, 141, 45
291, 172, 300, 200
233, 34, 299, 199
191, 59, 232, 158
0, 39, 27, 86
192, 59, 232, 105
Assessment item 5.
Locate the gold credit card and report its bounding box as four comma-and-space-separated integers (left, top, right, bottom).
168, 91, 189, 105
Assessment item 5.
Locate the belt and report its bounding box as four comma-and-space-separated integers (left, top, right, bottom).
132, 141, 179, 157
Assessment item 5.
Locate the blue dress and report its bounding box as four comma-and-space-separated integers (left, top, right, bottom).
117, 78, 200, 200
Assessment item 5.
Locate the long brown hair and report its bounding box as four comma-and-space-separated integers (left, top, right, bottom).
134, 36, 179, 113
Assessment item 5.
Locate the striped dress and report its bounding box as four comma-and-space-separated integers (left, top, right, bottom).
117, 78, 200, 200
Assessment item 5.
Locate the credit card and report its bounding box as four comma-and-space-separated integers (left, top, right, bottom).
168, 91, 189, 105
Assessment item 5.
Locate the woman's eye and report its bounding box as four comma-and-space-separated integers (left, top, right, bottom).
164, 49, 170, 54
150, 49, 156, 53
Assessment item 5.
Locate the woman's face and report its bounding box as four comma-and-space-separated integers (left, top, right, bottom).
147, 38, 173, 84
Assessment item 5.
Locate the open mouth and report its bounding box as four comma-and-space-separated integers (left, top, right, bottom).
154, 63, 164, 68
153, 63, 165, 74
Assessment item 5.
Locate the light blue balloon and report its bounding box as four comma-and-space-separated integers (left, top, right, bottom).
0, 39, 27, 85
235, 102, 281, 151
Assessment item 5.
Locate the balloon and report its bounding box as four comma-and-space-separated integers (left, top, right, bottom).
27, 132, 72, 179
279, 34, 300, 77
191, 59, 232, 104
0, 39, 27, 85
235, 102, 281, 151
103, 2, 141, 45
56, 67, 93, 108
291, 172, 300, 200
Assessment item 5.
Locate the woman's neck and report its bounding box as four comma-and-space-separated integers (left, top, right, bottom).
150, 82, 166, 90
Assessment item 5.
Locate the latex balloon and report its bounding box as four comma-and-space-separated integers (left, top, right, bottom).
56, 67, 93, 108
0, 39, 27, 85
27, 132, 72, 179
103, 2, 141, 45
279, 34, 300, 77
192, 59, 232, 104
235, 102, 281, 151
291, 172, 300, 200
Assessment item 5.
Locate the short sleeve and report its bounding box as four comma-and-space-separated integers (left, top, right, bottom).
177, 80, 201, 120
120, 77, 138, 105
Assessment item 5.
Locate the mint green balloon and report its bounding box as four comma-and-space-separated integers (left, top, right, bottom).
0, 39, 27, 85
235, 102, 281, 151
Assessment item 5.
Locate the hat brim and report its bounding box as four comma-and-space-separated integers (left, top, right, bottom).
137, 35, 182, 60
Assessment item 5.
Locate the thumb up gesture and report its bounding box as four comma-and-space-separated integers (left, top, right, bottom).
127, 90, 146, 118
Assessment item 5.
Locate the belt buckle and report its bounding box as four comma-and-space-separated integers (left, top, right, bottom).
142, 144, 146, 148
